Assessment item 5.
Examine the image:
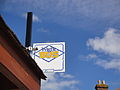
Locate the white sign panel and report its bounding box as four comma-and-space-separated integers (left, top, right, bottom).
32, 42, 65, 72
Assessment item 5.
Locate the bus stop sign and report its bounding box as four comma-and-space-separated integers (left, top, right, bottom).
32, 42, 65, 72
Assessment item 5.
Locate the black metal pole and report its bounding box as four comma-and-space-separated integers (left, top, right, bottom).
25, 12, 33, 48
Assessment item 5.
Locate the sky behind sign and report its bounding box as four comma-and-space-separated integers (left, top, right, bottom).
1, 0, 120, 90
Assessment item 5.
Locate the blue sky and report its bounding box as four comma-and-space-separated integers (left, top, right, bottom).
1, 0, 120, 90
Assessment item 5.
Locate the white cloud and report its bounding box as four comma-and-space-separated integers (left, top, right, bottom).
96, 59, 120, 71
87, 28, 120, 56
4, 0, 120, 20
86, 28, 120, 71
60, 73, 74, 78
87, 54, 98, 59
23, 13, 41, 22
37, 28, 49, 33
32, 14, 41, 22
79, 54, 98, 61
3, 0, 120, 28
42, 73, 79, 90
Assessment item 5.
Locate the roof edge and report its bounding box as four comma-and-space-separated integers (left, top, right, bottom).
0, 15, 47, 80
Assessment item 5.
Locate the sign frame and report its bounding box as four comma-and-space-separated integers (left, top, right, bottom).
32, 42, 65, 72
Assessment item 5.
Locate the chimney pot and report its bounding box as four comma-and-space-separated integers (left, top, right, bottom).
102, 80, 105, 84
98, 80, 101, 84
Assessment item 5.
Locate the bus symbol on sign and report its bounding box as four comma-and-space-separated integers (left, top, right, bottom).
34, 45, 64, 62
